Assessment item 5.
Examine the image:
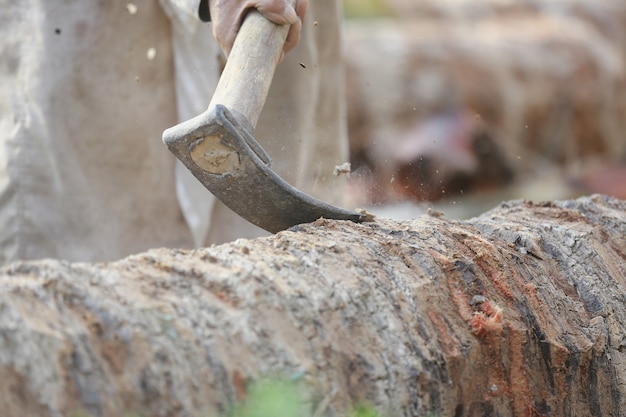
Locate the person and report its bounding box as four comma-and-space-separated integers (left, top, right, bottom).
0, 0, 349, 265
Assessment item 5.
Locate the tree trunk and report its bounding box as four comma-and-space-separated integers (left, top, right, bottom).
0, 195, 625, 417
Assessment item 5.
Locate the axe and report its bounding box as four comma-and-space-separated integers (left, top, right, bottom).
163, 6, 368, 233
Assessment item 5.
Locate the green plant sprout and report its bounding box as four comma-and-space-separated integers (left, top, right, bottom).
226, 378, 382, 417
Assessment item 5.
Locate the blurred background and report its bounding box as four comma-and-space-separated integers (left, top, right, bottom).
341, 0, 626, 219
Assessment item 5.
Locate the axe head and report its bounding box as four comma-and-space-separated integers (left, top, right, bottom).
163, 105, 369, 233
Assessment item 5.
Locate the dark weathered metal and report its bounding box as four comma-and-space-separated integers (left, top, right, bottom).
163, 105, 367, 233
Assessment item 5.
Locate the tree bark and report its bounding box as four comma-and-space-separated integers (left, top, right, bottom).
0, 195, 625, 417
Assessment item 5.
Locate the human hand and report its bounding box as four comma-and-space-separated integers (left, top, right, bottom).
209, 0, 308, 57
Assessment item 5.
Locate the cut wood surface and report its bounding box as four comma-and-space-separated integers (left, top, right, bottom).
0, 195, 625, 417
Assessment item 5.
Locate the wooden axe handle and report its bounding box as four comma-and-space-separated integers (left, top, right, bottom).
208, 5, 295, 129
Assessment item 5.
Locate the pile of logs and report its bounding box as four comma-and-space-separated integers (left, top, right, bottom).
344, 0, 626, 204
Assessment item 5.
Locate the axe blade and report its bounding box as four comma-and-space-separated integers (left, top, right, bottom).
163, 105, 368, 233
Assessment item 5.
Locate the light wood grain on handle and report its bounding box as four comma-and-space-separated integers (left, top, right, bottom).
208, 7, 294, 129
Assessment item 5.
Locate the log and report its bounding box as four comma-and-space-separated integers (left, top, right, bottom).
0, 195, 625, 417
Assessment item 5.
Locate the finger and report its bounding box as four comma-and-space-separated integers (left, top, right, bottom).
295, 0, 308, 22
283, 0, 306, 55
256, 1, 298, 25
213, 24, 237, 57
210, 1, 253, 56
283, 17, 301, 54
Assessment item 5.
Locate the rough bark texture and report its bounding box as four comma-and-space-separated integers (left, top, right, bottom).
1, 195, 625, 417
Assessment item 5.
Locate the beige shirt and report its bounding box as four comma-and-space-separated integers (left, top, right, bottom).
0, 0, 347, 264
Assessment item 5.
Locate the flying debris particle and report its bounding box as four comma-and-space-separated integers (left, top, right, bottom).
427, 208, 444, 218
333, 162, 351, 176
146, 47, 157, 60
126, 3, 138, 15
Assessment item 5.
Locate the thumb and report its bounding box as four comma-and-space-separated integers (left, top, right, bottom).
256, 0, 298, 26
